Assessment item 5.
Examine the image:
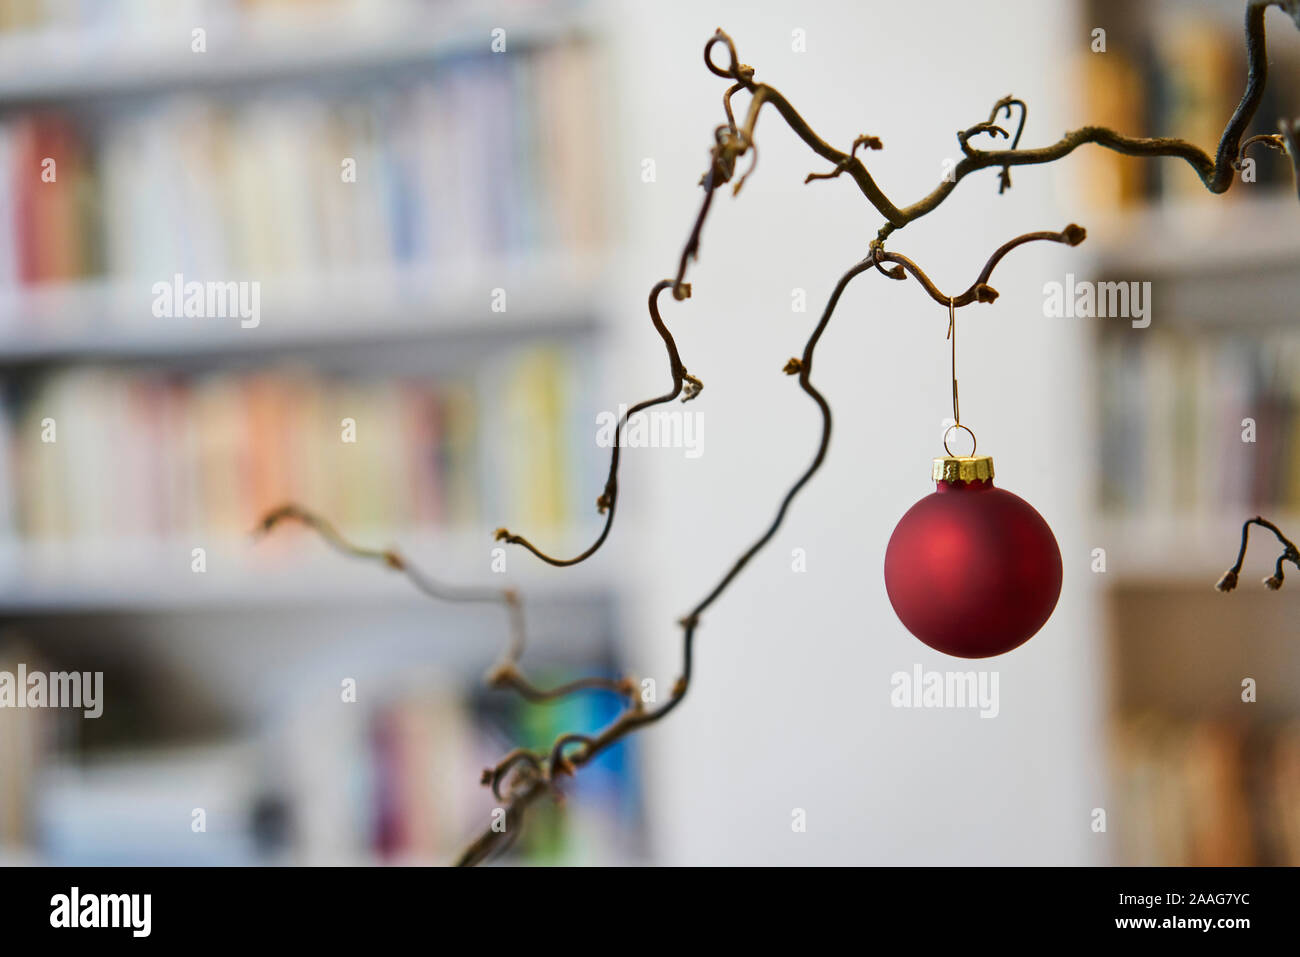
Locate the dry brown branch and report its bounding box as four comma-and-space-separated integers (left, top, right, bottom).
259, 225, 1081, 867
256, 5, 1300, 865
1217, 517, 1300, 592
255, 505, 634, 703
492, 280, 701, 566
704, 1, 1300, 241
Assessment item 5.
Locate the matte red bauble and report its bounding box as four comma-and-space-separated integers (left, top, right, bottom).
884, 454, 1062, 658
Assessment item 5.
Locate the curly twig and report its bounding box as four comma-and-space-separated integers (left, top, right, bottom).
463, 9, 1298, 863
255, 505, 635, 702
1216, 516, 1300, 592
454, 6, 1300, 861
707, 2, 1300, 242
805, 133, 883, 184
453, 252, 878, 865
988, 95, 1028, 193
493, 280, 702, 566
873, 223, 1087, 306
453, 222, 1089, 864
257, 8, 1300, 864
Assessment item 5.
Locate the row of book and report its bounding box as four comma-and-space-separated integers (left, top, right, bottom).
0, 343, 600, 542
1112, 715, 1300, 865
2, 634, 641, 864
0, 39, 601, 287
1095, 329, 1300, 516
1079, 1, 1300, 208
0, 0, 447, 33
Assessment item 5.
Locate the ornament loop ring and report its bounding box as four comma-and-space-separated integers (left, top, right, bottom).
943, 423, 977, 457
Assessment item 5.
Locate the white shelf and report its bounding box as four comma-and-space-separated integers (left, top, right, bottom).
0, 3, 591, 103
0, 256, 606, 362
1093, 511, 1300, 584
0, 524, 617, 612
1086, 190, 1300, 275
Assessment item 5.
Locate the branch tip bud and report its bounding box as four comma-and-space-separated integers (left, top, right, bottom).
1215, 569, 1239, 592
485, 662, 514, 687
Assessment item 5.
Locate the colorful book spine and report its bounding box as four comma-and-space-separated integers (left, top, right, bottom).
1, 343, 597, 543
0, 41, 602, 303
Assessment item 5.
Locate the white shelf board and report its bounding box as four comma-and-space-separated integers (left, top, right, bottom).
1085, 190, 1300, 275
0, 255, 606, 362
0, 524, 617, 612
1092, 511, 1300, 584
0, 3, 591, 103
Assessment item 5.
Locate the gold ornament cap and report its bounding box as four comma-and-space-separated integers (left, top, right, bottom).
932, 455, 995, 484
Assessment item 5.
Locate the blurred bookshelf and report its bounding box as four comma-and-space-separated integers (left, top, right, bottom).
1083, 0, 1300, 864
0, 0, 592, 103
0, 0, 645, 865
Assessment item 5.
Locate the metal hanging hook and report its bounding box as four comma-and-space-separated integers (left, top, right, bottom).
947, 296, 958, 425
942, 296, 976, 457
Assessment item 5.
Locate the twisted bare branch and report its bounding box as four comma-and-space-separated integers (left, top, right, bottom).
255, 7, 1300, 864
1216, 517, 1300, 592
454, 252, 877, 865
452, 223, 1089, 864
705, 1, 1300, 242
255, 505, 634, 703
493, 280, 702, 566
872, 223, 1087, 306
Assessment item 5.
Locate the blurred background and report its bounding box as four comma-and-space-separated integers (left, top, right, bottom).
0, 0, 1297, 865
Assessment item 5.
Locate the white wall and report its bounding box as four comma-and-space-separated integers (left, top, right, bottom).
598, 0, 1106, 864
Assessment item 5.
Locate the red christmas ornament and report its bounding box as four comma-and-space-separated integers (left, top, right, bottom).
884, 452, 1062, 658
